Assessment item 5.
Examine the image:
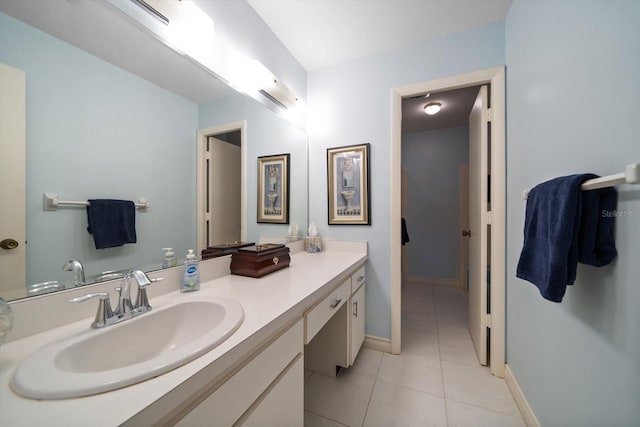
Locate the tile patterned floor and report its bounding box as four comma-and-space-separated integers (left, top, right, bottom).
304, 280, 524, 427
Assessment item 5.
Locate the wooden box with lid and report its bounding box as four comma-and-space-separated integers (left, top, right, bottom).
230, 244, 290, 278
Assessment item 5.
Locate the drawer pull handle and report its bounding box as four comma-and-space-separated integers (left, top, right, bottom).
273, 256, 279, 265
330, 298, 342, 309
353, 301, 358, 317
357, 275, 365, 282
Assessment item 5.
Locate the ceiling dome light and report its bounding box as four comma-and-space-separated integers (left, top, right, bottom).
424, 102, 442, 115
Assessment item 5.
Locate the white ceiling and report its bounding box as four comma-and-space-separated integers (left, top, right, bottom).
248, 0, 511, 131
247, 0, 513, 71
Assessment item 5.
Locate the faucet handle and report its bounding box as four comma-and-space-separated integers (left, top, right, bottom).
70, 292, 114, 329
134, 277, 163, 312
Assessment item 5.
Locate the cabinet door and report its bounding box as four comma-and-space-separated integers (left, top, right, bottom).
176, 321, 302, 427
350, 284, 365, 366
239, 356, 303, 427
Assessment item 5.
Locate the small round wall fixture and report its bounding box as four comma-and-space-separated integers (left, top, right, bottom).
423, 102, 442, 115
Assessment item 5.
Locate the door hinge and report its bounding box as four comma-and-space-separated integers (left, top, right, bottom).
486, 108, 493, 122
484, 313, 492, 328
485, 211, 492, 225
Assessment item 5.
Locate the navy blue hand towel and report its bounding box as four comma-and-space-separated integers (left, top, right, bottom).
578, 186, 617, 266
86, 199, 137, 249
516, 174, 596, 302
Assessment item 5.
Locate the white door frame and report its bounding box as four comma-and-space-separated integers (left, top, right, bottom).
196, 121, 246, 253
391, 67, 506, 377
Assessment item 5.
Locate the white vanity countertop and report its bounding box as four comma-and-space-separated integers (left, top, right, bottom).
0, 248, 367, 427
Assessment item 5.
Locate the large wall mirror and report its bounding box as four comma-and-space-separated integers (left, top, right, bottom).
0, 1, 308, 302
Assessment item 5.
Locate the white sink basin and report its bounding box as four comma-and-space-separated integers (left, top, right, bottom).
11, 297, 244, 399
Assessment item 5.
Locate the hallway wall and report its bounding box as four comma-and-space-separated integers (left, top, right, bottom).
505, 1, 640, 425
402, 126, 469, 282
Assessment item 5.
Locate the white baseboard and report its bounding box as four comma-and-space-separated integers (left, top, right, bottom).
505, 364, 540, 427
363, 335, 391, 353
408, 276, 460, 288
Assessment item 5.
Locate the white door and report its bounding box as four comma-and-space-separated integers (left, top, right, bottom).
459, 164, 470, 294
0, 63, 27, 300
468, 85, 490, 366
401, 168, 408, 288
207, 136, 241, 246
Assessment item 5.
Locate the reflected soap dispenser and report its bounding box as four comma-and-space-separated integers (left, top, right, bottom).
181, 249, 200, 292
162, 247, 177, 269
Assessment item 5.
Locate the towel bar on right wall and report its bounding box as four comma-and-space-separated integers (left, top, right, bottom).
522, 162, 640, 200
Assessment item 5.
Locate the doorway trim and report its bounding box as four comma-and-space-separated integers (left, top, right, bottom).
390, 67, 506, 377
196, 121, 247, 253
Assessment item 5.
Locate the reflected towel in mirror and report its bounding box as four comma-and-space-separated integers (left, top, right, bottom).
86, 199, 137, 249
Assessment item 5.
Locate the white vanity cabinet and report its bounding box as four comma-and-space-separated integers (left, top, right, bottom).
304, 265, 366, 376
349, 266, 366, 366
174, 320, 303, 427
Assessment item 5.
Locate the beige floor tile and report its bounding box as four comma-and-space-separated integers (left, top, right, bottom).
363, 380, 447, 427
402, 294, 434, 314
441, 360, 521, 417
402, 307, 437, 332
305, 411, 349, 427
437, 326, 480, 367
446, 399, 525, 427
402, 283, 434, 301
401, 327, 440, 359
348, 347, 383, 379
377, 352, 444, 397
304, 371, 375, 427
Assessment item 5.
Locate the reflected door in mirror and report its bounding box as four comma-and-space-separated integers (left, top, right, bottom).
0, 63, 26, 300
207, 135, 241, 246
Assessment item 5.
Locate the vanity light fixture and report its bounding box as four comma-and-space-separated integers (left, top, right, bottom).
232, 58, 300, 110
424, 102, 442, 115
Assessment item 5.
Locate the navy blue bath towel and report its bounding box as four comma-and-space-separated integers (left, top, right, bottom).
516, 174, 617, 302
86, 199, 137, 249
578, 186, 618, 266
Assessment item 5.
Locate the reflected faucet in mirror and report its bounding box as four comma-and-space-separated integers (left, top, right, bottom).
62, 259, 85, 287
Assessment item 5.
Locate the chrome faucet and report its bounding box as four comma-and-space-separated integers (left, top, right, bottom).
70, 269, 162, 329
115, 270, 154, 316
62, 259, 85, 287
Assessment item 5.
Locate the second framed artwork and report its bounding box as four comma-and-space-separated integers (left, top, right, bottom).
257, 153, 290, 224
327, 143, 370, 225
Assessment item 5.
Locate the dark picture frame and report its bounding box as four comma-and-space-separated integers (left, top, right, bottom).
257, 153, 290, 224
327, 143, 370, 225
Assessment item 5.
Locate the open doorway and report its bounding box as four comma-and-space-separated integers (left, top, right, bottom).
196, 121, 246, 254
391, 67, 506, 377
400, 85, 479, 291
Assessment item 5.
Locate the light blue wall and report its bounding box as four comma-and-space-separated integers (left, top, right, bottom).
198, 91, 308, 242
0, 12, 198, 286
506, 1, 640, 425
307, 22, 505, 339
402, 126, 469, 281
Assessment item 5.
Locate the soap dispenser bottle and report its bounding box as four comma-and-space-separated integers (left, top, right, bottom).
181, 249, 200, 292
162, 248, 177, 268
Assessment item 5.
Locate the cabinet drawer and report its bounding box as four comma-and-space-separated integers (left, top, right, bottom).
305, 278, 350, 344
176, 320, 303, 427
351, 266, 366, 293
